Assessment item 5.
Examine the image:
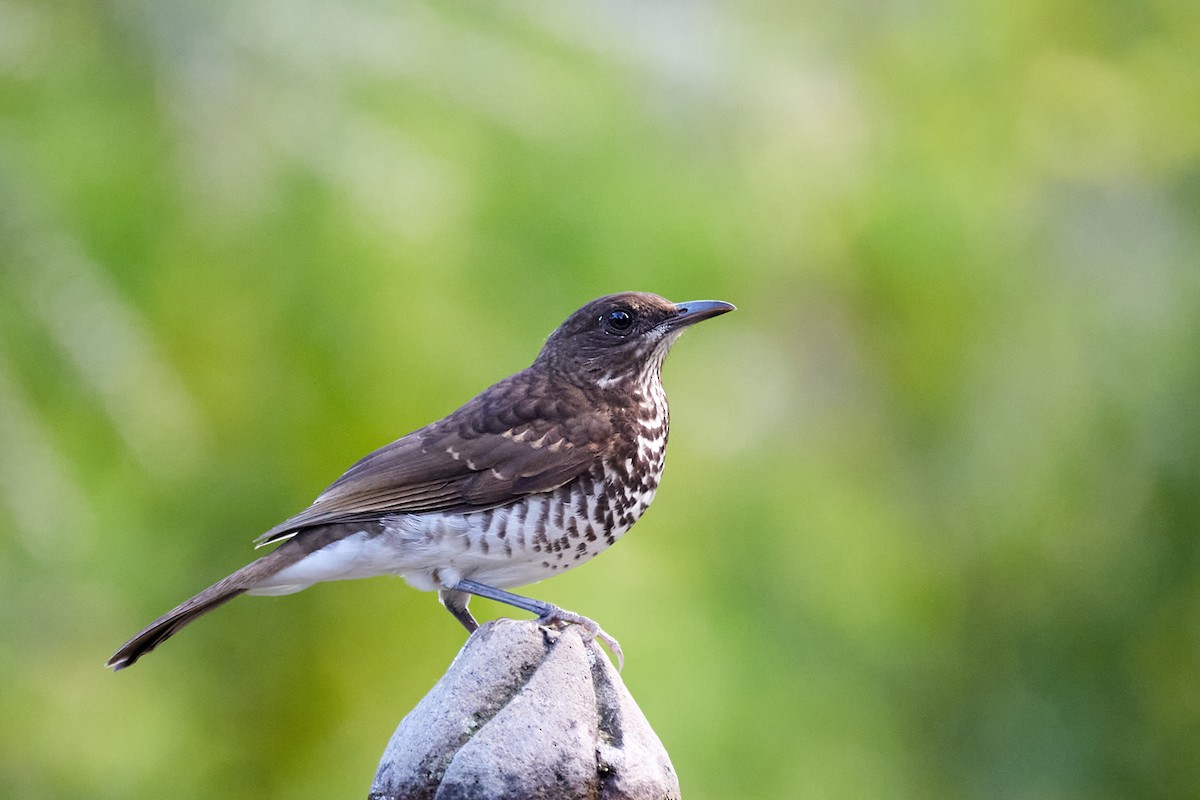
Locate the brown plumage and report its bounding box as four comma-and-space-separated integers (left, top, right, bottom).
107, 292, 733, 670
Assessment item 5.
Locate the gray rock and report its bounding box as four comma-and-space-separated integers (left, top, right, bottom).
370, 618, 680, 800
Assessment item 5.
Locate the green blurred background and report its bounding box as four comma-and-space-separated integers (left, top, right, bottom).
2, 1, 1199, 798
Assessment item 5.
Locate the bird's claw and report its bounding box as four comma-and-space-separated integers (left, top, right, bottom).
537, 606, 624, 671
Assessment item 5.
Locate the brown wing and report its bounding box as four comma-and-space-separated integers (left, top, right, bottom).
254, 369, 612, 546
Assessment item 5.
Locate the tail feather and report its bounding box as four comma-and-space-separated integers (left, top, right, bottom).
106, 545, 303, 671
106, 580, 246, 670
107, 523, 370, 670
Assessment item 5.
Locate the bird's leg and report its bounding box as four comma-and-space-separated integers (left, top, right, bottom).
452, 578, 624, 671
438, 588, 479, 633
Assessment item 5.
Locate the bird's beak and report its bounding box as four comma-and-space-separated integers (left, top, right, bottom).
669, 300, 736, 328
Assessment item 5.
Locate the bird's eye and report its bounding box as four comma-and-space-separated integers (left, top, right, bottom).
601, 308, 636, 335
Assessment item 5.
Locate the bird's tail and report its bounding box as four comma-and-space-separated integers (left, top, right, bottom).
106, 580, 244, 671
106, 544, 301, 671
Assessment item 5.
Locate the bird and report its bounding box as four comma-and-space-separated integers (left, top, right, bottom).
107, 291, 734, 671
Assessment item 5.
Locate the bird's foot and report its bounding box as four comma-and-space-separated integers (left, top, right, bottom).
446, 578, 625, 669
537, 605, 624, 671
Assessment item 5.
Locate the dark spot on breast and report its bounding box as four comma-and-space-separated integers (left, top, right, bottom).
593, 492, 610, 524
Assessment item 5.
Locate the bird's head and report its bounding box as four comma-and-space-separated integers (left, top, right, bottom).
535, 292, 735, 388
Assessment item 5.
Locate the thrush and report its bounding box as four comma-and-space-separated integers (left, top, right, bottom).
107, 291, 734, 671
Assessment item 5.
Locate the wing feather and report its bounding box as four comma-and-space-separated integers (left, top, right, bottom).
254, 370, 611, 546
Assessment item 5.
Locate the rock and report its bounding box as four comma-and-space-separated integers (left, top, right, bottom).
369, 618, 680, 800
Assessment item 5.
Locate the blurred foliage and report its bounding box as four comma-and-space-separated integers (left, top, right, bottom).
2, 0, 1199, 798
